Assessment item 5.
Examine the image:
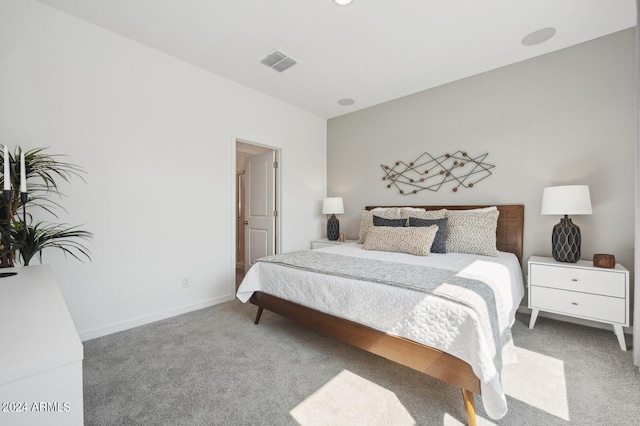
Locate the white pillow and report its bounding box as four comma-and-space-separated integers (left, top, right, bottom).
363, 225, 438, 256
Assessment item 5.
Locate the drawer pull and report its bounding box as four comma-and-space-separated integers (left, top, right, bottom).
571, 302, 579, 305
571, 278, 579, 282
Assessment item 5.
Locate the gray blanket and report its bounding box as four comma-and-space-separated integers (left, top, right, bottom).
257, 250, 510, 366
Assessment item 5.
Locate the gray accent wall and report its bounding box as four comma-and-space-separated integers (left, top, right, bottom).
328, 30, 636, 296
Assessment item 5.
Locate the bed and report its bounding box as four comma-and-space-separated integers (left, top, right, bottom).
236, 205, 524, 425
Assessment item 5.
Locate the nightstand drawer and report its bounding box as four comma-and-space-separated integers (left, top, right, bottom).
530, 286, 625, 324
530, 264, 625, 298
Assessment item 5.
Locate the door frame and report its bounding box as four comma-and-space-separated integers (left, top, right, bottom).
232, 134, 281, 294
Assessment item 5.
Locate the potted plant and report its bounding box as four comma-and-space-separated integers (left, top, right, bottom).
0, 147, 92, 266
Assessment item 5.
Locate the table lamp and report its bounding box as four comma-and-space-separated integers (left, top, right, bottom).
322, 197, 344, 241
541, 185, 592, 263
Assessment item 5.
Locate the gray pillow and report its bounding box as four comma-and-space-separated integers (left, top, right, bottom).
409, 217, 448, 253
373, 215, 407, 227
445, 210, 499, 257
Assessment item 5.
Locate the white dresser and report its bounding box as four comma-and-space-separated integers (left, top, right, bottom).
528, 256, 629, 350
0, 265, 83, 425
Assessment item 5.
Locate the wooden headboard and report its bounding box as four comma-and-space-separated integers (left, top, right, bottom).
365, 205, 524, 264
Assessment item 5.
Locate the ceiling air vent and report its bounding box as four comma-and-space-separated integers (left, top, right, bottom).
261, 50, 297, 73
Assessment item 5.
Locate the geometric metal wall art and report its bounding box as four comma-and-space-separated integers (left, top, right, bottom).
381, 150, 495, 195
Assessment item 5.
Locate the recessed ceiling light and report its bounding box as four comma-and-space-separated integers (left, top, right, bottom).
338, 98, 355, 106
521, 27, 556, 46
334, 0, 353, 5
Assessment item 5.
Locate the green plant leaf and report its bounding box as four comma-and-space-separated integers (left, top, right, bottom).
11, 221, 92, 266
0, 146, 91, 266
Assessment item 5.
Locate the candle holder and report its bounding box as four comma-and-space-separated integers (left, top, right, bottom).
0, 190, 28, 275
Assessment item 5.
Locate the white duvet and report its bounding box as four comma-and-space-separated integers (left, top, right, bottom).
236, 243, 525, 420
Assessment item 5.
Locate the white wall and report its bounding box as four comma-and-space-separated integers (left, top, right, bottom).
0, 0, 327, 339
328, 30, 636, 316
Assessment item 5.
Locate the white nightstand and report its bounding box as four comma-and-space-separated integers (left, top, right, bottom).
311, 238, 356, 250
528, 256, 629, 351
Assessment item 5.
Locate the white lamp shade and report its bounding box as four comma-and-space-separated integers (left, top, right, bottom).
541, 185, 592, 215
322, 197, 344, 215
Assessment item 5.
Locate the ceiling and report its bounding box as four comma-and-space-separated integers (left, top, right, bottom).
36, 0, 636, 119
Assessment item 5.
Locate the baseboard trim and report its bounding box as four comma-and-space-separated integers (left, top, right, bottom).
516, 306, 633, 335
80, 301, 631, 342
79, 294, 236, 341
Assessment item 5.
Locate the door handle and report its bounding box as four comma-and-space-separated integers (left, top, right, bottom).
243, 221, 248, 225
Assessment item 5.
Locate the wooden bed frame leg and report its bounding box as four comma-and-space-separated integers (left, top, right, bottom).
461, 388, 476, 426
254, 307, 264, 324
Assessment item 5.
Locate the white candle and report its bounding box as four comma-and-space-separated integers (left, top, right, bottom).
3, 146, 9, 191
20, 151, 26, 193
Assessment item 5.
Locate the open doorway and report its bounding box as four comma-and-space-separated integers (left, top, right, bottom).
236, 140, 279, 288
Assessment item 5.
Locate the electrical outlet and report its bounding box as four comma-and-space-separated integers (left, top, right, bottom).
181, 276, 191, 288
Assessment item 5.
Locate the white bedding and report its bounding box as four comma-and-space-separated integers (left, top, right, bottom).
236, 243, 525, 420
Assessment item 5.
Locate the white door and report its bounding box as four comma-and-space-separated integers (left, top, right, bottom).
244, 150, 276, 273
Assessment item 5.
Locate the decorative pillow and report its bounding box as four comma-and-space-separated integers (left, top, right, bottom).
373, 215, 407, 227
408, 217, 448, 253
357, 209, 401, 243
363, 225, 438, 256
445, 209, 499, 256
399, 208, 446, 220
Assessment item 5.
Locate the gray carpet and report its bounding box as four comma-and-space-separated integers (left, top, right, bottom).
83, 301, 640, 425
